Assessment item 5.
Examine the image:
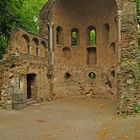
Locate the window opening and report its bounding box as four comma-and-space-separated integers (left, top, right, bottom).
71, 29, 78, 46
88, 72, 96, 79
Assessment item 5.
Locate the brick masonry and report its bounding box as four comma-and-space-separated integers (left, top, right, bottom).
0, 0, 139, 114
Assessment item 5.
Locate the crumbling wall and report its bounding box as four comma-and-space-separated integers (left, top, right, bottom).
117, 1, 139, 114
0, 29, 50, 109
40, 0, 118, 98
40, 0, 139, 114
0, 58, 19, 109
1, 0, 139, 113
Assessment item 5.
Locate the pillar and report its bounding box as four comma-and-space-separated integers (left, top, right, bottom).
47, 21, 55, 99
117, 1, 139, 114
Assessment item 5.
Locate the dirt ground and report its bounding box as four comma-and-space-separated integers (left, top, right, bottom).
0, 97, 140, 140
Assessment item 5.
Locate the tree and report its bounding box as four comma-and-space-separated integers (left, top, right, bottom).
15, 0, 47, 34
0, 0, 47, 59
0, 0, 20, 59
137, 0, 140, 26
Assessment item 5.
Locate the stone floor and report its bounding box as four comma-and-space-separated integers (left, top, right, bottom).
0, 97, 140, 140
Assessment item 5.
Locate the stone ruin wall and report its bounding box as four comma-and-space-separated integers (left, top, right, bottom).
39, 0, 140, 114
0, 0, 139, 114
0, 29, 50, 109
40, 0, 118, 98
116, 1, 140, 114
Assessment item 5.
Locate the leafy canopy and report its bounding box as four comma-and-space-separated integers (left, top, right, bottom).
0, 0, 47, 59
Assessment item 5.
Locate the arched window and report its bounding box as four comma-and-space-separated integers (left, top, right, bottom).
32, 38, 39, 56
40, 41, 47, 58
103, 23, 110, 47
110, 42, 116, 53
22, 34, 30, 54
62, 47, 71, 60
88, 26, 96, 46
36, 47, 39, 56
56, 26, 63, 45
71, 28, 79, 46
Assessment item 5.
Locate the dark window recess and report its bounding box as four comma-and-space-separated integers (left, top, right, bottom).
64, 72, 71, 80
62, 47, 71, 60
27, 45, 30, 54
103, 23, 110, 47
87, 47, 96, 66
36, 47, 39, 56
11, 64, 16, 68
110, 43, 116, 53
111, 70, 115, 77
88, 72, 96, 79
56, 26, 63, 45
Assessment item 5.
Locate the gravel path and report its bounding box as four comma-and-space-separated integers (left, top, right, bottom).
0, 97, 140, 140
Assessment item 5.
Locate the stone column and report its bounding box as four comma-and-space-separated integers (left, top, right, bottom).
47, 21, 55, 99
117, 10, 122, 63
47, 22, 54, 65
117, 1, 139, 114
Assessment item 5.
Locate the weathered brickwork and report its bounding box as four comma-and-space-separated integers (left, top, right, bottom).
39, 0, 139, 114
117, 1, 139, 114
40, 0, 118, 98
0, 29, 49, 109
0, 0, 139, 114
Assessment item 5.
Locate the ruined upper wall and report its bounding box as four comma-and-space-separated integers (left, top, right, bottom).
4, 28, 48, 60
39, 0, 134, 28
39, 0, 119, 38
40, 0, 123, 16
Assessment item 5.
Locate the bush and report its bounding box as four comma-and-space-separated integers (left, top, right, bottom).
134, 104, 140, 113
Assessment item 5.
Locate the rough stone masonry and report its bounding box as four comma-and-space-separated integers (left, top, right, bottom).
0, 0, 139, 114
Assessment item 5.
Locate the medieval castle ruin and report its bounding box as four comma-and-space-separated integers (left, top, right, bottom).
0, 0, 139, 114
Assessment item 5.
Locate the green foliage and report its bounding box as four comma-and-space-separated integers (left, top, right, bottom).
88, 72, 96, 79
89, 29, 96, 46
0, 0, 19, 59
136, 0, 140, 48
0, 34, 8, 59
137, 0, 140, 26
0, 0, 47, 59
71, 31, 77, 45
15, 0, 47, 34
134, 104, 140, 113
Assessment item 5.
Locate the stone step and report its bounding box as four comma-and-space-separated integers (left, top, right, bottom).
27, 99, 37, 105
27, 99, 44, 106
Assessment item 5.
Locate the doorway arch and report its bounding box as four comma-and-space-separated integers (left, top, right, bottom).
27, 73, 37, 99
